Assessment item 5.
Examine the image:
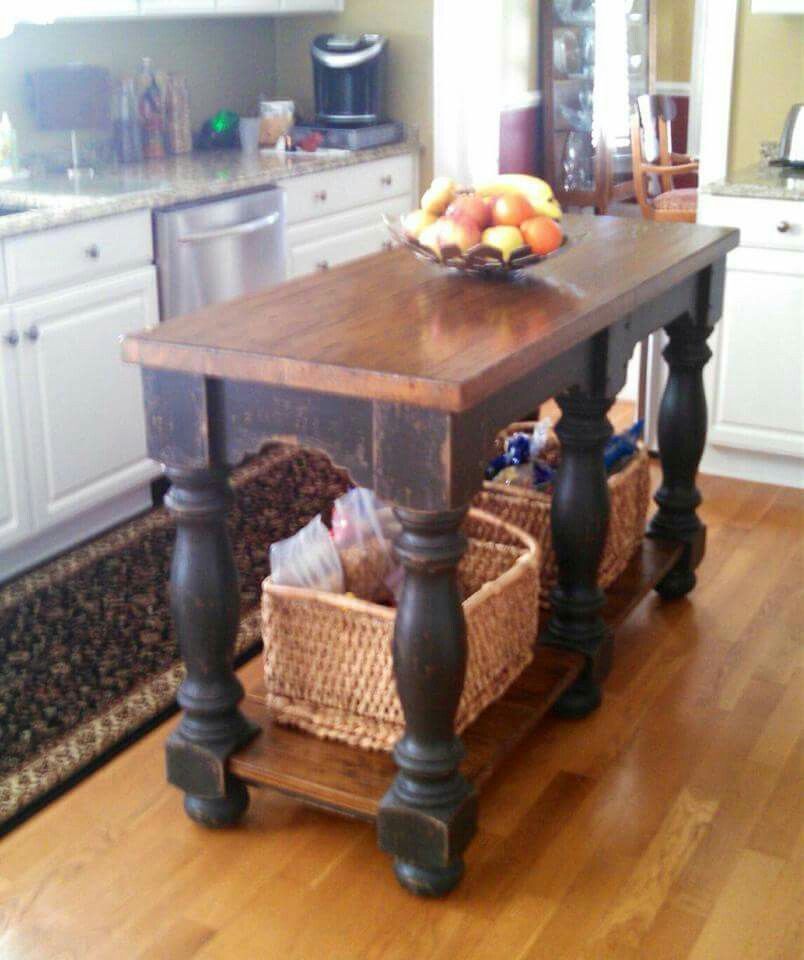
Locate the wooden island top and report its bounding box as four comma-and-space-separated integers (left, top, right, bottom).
123, 215, 738, 412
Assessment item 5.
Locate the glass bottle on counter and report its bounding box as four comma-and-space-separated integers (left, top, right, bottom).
165, 74, 192, 155
113, 78, 143, 164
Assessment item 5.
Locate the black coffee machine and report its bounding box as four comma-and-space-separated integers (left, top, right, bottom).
312, 33, 388, 127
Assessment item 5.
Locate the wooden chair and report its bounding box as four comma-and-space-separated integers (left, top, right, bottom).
630, 94, 699, 222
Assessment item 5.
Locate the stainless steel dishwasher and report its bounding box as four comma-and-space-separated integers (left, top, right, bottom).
154, 186, 286, 321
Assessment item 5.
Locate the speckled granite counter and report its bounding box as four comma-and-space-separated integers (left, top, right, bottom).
0, 138, 419, 240
702, 162, 804, 202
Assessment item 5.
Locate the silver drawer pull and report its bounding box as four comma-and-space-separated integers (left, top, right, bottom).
24, 325, 39, 342
314, 190, 328, 202
777, 220, 791, 233
3, 330, 19, 347
178, 212, 280, 245
85, 243, 100, 259
381, 174, 393, 186
316, 260, 330, 271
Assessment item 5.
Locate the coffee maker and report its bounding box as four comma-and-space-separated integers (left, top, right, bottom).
312, 33, 388, 127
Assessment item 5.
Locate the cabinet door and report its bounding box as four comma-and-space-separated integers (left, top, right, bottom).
216, 0, 279, 10
15, 268, 160, 533
278, 0, 343, 10
55, 0, 140, 17
140, 0, 215, 13
0, 308, 32, 554
709, 259, 804, 460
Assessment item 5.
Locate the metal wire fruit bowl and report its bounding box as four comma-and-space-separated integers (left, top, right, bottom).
383, 215, 570, 278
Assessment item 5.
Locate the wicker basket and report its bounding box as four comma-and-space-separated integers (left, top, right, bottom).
262, 509, 540, 751
473, 423, 651, 608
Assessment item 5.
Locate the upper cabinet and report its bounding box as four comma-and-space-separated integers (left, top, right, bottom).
54, 0, 341, 15
751, 0, 804, 11
139, 0, 215, 13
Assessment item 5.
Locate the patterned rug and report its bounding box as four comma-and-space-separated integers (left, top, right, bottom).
0, 446, 350, 834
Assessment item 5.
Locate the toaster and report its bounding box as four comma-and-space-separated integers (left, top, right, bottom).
773, 103, 804, 168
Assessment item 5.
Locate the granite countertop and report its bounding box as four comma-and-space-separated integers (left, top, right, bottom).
702, 162, 804, 202
0, 137, 419, 240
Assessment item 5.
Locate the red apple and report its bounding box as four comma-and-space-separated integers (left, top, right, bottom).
445, 193, 492, 230
492, 193, 536, 227
435, 215, 481, 253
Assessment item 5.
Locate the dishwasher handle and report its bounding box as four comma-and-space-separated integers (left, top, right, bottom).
178, 211, 280, 245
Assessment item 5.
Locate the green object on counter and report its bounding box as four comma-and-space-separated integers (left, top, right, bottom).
212, 110, 239, 134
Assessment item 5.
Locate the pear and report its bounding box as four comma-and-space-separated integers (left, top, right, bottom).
401, 208, 438, 240
481, 226, 526, 262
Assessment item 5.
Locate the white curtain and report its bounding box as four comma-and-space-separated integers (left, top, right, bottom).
0, 2, 59, 40
433, 0, 505, 186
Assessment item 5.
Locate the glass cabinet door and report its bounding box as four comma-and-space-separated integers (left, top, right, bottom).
544, 0, 653, 209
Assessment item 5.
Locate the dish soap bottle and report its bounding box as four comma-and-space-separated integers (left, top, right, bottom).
0, 112, 18, 179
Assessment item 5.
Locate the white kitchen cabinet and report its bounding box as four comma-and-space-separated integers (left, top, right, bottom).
281, 154, 417, 279
0, 307, 32, 554
751, 0, 804, 12
14, 268, 159, 535
215, 0, 279, 10
55, 0, 140, 17
278, 0, 343, 11
698, 193, 804, 488
287, 194, 409, 278
139, 0, 215, 13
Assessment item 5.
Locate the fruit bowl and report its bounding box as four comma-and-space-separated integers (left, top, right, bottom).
383, 214, 570, 278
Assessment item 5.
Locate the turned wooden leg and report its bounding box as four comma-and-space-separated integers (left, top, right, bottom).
648, 315, 712, 600
544, 393, 614, 719
377, 507, 477, 897
164, 466, 259, 827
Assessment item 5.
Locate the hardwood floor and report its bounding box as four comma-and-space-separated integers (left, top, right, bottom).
1, 468, 801, 960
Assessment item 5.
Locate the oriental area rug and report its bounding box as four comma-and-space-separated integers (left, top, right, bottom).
0, 446, 350, 835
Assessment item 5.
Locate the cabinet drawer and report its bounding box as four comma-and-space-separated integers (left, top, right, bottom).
281, 155, 414, 225
698, 194, 803, 252
287, 196, 409, 278
0, 245, 6, 302
4, 210, 153, 300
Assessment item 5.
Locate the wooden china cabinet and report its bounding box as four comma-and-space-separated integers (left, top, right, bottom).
540, 0, 657, 213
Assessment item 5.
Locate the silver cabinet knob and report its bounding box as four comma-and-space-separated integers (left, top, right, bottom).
381, 174, 393, 186
3, 330, 19, 347
85, 243, 101, 259
314, 190, 328, 202
316, 260, 330, 271
24, 325, 40, 342
777, 220, 791, 233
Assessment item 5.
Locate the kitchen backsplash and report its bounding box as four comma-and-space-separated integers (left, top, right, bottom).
0, 18, 278, 167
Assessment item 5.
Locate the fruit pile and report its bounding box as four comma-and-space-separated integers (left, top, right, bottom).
401, 174, 564, 263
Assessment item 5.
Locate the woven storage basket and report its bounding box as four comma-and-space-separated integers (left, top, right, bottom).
262, 509, 540, 751
473, 422, 651, 608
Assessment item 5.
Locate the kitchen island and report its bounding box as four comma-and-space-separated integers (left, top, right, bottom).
123, 214, 738, 896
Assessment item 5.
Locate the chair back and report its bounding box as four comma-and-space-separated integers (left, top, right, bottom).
630, 94, 698, 222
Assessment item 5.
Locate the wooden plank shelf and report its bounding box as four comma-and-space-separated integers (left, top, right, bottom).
230, 536, 683, 821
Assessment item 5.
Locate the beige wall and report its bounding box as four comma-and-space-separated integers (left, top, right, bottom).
655, 0, 694, 82
0, 17, 277, 162
729, 0, 804, 172
275, 1, 434, 185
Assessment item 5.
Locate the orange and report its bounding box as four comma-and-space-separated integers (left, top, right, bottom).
491, 194, 536, 227
520, 215, 563, 256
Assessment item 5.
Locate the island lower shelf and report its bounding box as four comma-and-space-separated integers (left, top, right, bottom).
230, 535, 684, 821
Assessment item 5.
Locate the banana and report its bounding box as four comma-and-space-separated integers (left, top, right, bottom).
475, 174, 562, 221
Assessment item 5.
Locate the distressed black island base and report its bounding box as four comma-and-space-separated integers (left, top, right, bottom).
122, 214, 738, 897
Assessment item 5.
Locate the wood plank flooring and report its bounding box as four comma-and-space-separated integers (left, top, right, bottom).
1, 469, 801, 960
